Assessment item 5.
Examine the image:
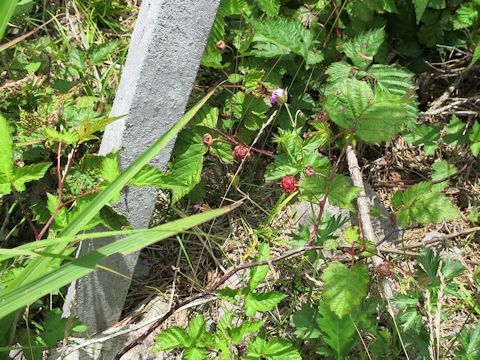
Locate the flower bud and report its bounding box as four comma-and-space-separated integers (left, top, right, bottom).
268, 88, 287, 106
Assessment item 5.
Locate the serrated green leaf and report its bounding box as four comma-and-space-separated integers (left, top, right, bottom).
89, 40, 120, 65
99, 151, 119, 184
469, 121, 480, 156
250, 17, 323, 66
216, 287, 241, 302
46, 193, 68, 230
245, 336, 301, 360
393, 181, 460, 227
453, 3, 478, 30
467, 46, 480, 70
170, 129, 209, 204
201, 0, 246, 67
12, 162, 52, 192
325, 78, 372, 129
43, 128, 78, 145
414, 0, 429, 23
355, 100, 407, 143
344, 28, 385, 68
68, 46, 86, 68
230, 321, 262, 344
291, 304, 322, 339
441, 256, 465, 280
455, 322, 480, 359
316, 301, 357, 358
321, 262, 369, 318
228, 73, 243, 84
155, 327, 190, 350
431, 160, 457, 191
78, 115, 125, 139
210, 141, 234, 163
444, 115, 467, 146
188, 316, 208, 346
245, 290, 286, 317
184, 347, 207, 360
255, 0, 279, 16
402, 124, 440, 155
249, 242, 270, 291
99, 205, 131, 230
300, 174, 360, 211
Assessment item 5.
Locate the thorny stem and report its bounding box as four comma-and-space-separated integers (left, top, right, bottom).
10, 185, 39, 239
115, 245, 325, 360
205, 125, 274, 157
37, 141, 80, 240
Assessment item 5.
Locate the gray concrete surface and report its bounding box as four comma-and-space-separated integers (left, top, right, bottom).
63, 0, 220, 335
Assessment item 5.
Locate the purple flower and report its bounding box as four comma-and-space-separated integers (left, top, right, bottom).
268, 88, 287, 106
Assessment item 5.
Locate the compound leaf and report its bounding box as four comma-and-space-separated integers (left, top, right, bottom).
154, 326, 190, 350
321, 262, 369, 318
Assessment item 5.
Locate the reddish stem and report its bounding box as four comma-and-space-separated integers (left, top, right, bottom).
11, 185, 39, 239
37, 141, 80, 240
206, 126, 273, 157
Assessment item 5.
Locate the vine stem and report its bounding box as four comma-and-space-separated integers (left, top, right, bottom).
205, 125, 274, 157
37, 141, 80, 240
345, 145, 398, 316
114, 244, 325, 359
10, 185, 39, 239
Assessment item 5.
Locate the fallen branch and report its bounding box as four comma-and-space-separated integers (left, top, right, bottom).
346, 145, 398, 316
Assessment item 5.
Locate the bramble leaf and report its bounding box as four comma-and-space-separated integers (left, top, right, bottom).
249, 242, 270, 291
291, 303, 322, 339
402, 124, 440, 155
444, 115, 468, 146
392, 181, 460, 227
315, 301, 357, 358
455, 322, 480, 359
321, 262, 369, 318
244, 335, 301, 360
469, 121, 480, 156
245, 291, 287, 317
250, 17, 323, 66
414, 0, 429, 23
154, 326, 190, 350
343, 28, 385, 68
255, 0, 279, 16
325, 78, 408, 143
12, 163, 52, 192
230, 320, 262, 344
170, 128, 209, 204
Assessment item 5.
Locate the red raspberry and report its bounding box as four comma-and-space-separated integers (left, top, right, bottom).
233, 145, 249, 160
281, 176, 297, 192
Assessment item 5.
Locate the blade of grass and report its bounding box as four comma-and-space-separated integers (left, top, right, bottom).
0, 203, 237, 319
0, 0, 18, 44
3, 88, 216, 295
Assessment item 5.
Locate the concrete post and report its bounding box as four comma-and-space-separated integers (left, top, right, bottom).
63, 0, 220, 334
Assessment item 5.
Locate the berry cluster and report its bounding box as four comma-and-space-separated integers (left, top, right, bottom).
281, 176, 297, 192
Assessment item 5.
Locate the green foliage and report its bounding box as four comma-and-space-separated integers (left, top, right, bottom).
392, 181, 460, 227
321, 262, 369, 318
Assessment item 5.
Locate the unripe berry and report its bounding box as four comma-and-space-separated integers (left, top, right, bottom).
233, 145, 249, 160
304, 164, 315, 177
281, 175, 297, 192
202, 133, 213, 147
375, 263, 393, 279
